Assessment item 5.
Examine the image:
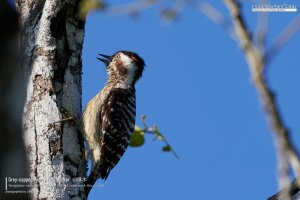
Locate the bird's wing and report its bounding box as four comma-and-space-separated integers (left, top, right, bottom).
98, 88, 136, 179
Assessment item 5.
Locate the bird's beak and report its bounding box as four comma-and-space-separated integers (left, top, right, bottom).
97, 54, 113, 65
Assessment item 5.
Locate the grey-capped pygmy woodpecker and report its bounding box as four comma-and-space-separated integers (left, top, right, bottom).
81, 51, 145, 195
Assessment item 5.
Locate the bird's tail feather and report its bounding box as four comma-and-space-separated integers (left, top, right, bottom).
84, 162, 111, 196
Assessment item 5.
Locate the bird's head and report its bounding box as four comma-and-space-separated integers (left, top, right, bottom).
97, 51, 145, 85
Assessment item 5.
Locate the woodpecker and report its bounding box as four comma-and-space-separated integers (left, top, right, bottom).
81, 51, 145, 195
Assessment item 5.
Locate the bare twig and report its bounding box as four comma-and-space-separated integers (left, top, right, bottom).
143, 127, 180, 159
160, 0, 188, 25
197, 1, 235, 39
102, 0, 188, 25
255, 11, 268, 51
48, 107, 80, 130
266, 15, 300, 64
103, 0, 159, 16
135, 115, 180, 159
224, 0, 300, 199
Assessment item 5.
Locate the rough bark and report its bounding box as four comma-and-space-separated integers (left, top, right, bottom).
17, 0, 86, 199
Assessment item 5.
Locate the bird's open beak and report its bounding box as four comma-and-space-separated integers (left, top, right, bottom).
97, 54, 113, 65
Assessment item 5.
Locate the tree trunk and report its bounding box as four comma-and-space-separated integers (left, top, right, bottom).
17, 0, 86, 199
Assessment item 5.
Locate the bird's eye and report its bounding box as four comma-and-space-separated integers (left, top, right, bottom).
115, 54, 120, 59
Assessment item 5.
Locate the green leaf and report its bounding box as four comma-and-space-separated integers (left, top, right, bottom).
129, 131, 145, 147
78, 0, 105, 20
134, 125, 142, 131
162, 145, 171, 152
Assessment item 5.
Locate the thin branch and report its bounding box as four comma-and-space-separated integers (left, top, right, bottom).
103, 0, 187, 25
266, 15, 300, 63
160, 0, 188, 25
224, 1, 300, 199
196, 1, 235, 39
135, 115, 180, 159
103, 0, 159, 16
223, 0, 253, 53
255, 10, 268, 52
143, 127, 180, 160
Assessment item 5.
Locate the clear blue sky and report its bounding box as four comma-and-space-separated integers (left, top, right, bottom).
82, 1, 300, 200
